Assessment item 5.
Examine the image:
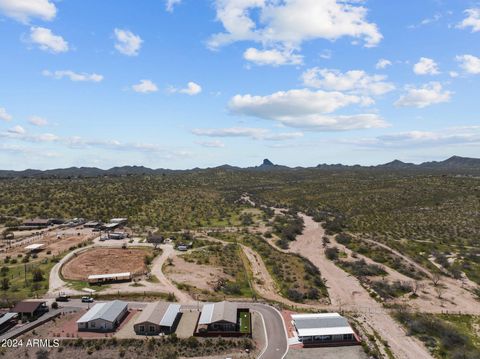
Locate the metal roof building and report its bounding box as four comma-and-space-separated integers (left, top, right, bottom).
87, 272, 131, 284
134, 302, 181, 335
199, 301, 237, 325
77, 300, 128, 332
292, 313, 357, 345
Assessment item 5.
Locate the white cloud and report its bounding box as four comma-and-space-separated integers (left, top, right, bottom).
170, 82, 202, 95
347, 127, 480, 149
229, 89, 387, 131
209, 0, 382, 52
114, 28, 143, 56
302, 68, 395, 96
456, 54, 480, 74
0, 107, 12, 122
395, 82, 452, 108
0, 0, 56, 23
28, 116, 48, 126
132, 79, 158, 94
196, 140, 225, 148
457, 8, 480, 32
8, 125, 26, 134
376, 58, 392, 69
243, 47, 303, 66
42, 70, 103, 82
192, 127, 304, 140
413, 57, 440, 75
166, 0, 182, 12
29, 26, 69, 53
449, 71, 459, 78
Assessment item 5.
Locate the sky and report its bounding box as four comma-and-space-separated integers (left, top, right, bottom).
0, 0, 479, 170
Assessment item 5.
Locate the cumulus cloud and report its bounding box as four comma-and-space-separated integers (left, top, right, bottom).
376, 58, 392, 69
114, 28, 143, 56
302, 68, 395, 96
192, 127, 304, 141
395, 82, 452, 108
8, 125, 26, 135
132, 79, 158, 94
0, 107, 12, 122
457, 8, 480, 32
243, 47, 303, 66
456, 54, 480, 74
0, 0, 56, 23
166, 0, 182, 12
170, 82, 202, 95
28, 116, 48, 126
209, 0, 382, 49
228, 89, 387, 131
413, 57, 440, 75
29, 26, 69, 53
42, 70, 103, 82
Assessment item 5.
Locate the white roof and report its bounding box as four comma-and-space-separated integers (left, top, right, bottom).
25, 243, 45, 250
88, 272, 131, 280
198, 303, 214, 325
77, 300, 127, 324
110, 218, 127, 223
160, 304, 181, 327
292, 313, 354, 338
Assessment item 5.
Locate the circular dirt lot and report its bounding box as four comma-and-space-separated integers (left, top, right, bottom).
61, 248, 149, 281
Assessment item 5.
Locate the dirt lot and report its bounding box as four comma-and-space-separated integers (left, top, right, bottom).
0, 227, 95, 261
163, 255, 228, 292
61, 248, 149, 280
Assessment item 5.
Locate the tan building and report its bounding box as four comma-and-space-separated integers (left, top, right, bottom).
134, 302, 181, 335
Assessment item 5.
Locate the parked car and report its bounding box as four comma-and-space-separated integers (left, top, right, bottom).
55, 294, 70, 302
81, 296, 94, 303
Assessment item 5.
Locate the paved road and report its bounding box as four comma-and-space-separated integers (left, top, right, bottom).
246, 303, 288, 359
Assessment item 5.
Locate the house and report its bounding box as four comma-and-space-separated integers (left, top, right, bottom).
197, 301, 249, 335
291, 313, 358, 346
11, 300, 48, 321
147, 234, 164, 245
0, 313, 17, 333
88, 272, 132, 284
108, 232, 127, 240
133, 302, 181, 335
77, 300, 128, 332
102, 223, 121, 231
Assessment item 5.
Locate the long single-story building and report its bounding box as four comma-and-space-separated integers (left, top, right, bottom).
0, 313, 17, 333
77, 300, 128, 332
24, 243, 45, 253
11, 300, 48, 321
134, 302, 181, 335
88, 272, 132, 284
197, 301, 251, 336
292, 313, 358, 346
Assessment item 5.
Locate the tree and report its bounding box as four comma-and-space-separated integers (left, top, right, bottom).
32, 268, 44, 282
1, 277, 9, 291
431, 273, 441, 286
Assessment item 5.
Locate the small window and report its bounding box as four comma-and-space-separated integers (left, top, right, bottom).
149, 326, 155, 332
91, 322, 96, 328
139, 326, 144, 332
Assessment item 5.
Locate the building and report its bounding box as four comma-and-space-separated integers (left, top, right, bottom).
77, 300, 128, 332
88, 272, 132, 284
0, 313, 17, 333
102, 222, 121, 231
197, 301, 247, 335
147, 234, 164, 245
20, 218, 51, 229
292, 313, 358, 346
108, 232, 127, 240
11, 300, 48, 321
110, 218, 128, 226
84, 221, 102, 229
24, 243, 45, 253
133, 302, 181, 335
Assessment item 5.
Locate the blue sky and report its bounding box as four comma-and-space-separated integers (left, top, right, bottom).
0, 0, 479, 170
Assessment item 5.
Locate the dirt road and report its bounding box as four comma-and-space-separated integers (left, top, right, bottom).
286, 213, 432, 359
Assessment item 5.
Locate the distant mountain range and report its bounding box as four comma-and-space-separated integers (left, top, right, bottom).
0, 156, 479, 178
